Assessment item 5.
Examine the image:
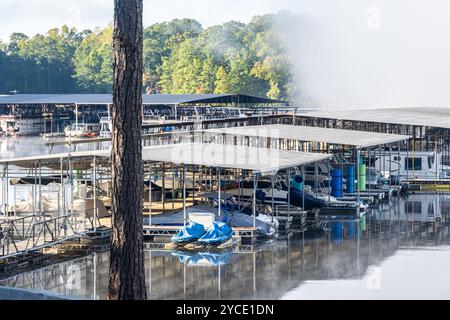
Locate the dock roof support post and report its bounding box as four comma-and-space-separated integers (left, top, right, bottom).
192, 165, 195, 204
107, 103, 111, 122
162, 162, 166, 213
60, 157, 63, 219
38, 160, 42, 216
1, 164, 3, 217
271, 172, 275, 223
218, 168, 221, 217
182, 163, 186, 227
287, 168, 291, 217
171, 164, 175, 213
397, 141, 401, 181
93, 155, 97, 232
75, 103, 78, 130
315, 162, 319, 197
389, 144, 392, 189
341, 147, 344, 195
368, 148, 371, 197
33, 162, 36, 217
149, 162, 152, 227
406, 140, 410, 181
327, 158, 331, 203
301, 165, 305, 211
3, 163, 7, 218
253, 173, 258, 228
379, 145, 382, 188
83, 165, 87, 236
356, 148, 361, 200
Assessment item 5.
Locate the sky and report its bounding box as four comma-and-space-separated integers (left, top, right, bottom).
0, 0, 308, 41
2, 0, 450, 108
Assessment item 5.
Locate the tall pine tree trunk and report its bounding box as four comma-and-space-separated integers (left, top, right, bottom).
108, 0, 146, 300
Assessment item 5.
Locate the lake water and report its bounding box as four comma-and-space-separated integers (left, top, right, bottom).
1, 136, 450, 299
1, 193, 449, 300
0, 136, 108, 160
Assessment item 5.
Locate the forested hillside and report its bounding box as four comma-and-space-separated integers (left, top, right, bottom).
0, 13, 295, 100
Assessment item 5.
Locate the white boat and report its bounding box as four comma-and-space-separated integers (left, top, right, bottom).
374, 150, 447, 180
64, 123, 101, 138
99, 117, 112, 137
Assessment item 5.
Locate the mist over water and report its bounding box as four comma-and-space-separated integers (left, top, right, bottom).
275, 0, 450, 109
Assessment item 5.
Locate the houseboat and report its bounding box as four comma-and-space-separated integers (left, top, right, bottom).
375, 151, 447, 181
0, 115, 45, 136
64, 122, 102, 138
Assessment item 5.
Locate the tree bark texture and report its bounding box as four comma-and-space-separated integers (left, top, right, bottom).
108, 0, 146, 300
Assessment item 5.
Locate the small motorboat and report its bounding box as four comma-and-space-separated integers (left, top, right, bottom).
171, 221, 205, 244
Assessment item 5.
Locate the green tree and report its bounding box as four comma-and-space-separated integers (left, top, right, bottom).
143, 19, 202, 93
16, 26, 84, 93
73, 26, 113, 93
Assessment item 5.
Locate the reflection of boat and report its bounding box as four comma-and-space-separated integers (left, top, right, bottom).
64, 123, 101, 138
372, 194, 444, 222
171, 250, 232, 266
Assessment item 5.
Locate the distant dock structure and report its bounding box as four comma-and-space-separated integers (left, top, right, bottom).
295, 107, 450, 188
0, 93, 291, 136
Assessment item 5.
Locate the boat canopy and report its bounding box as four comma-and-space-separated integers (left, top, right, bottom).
0, 142, 332, 174
203, 124, 411, 148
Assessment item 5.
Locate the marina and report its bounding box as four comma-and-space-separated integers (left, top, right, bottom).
1, 0, 450, 304
1, 108, 449, 298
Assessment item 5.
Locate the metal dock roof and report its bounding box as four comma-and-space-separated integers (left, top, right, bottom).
203, 124, 411, 148
0, 94, 287, 106
0, 143, 331, 174
298, 107, 450, 129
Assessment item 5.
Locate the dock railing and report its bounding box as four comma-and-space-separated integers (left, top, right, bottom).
0, 212, 88, 259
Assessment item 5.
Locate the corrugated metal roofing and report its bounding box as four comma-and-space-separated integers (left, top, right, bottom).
298, 107, 450, 129
0, 94, 287, 105
0, 143, 330, 173
204, 124, 411, 148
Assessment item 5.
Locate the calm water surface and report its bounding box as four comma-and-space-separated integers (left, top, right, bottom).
1, 137, 450, 299
1, 194, 449, 300
0, 136, 108, 160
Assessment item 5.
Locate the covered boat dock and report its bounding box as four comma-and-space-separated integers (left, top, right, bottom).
295, 107, 450, 167
0, 93, 291, 135
202, 124, 411, 200
0, 142, 331, 258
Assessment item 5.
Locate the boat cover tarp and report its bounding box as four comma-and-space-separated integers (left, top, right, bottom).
289, 189, 326, 210
10, 175, 63, 185
146, 205, 276, 236
198, 221, 232, 245
220, 209, 275, 236
171, 221, 205, 243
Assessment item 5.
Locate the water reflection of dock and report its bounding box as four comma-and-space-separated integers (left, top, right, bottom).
2, 196, 450, 299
